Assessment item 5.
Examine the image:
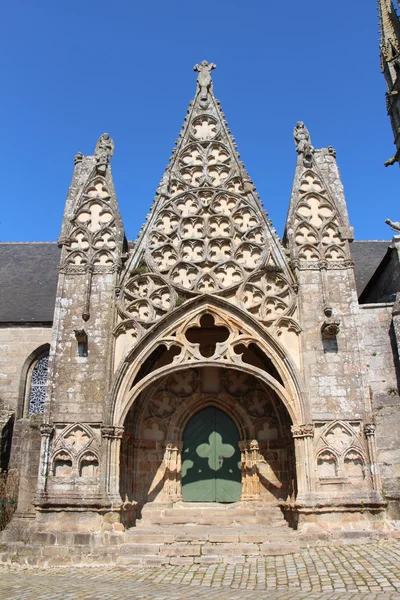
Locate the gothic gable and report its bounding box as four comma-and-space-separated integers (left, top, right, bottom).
115, 62, 299, 368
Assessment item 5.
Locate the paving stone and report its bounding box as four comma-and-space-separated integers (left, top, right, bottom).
1, 540, 400, 599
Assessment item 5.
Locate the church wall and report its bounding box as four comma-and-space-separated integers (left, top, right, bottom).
0, 325, 51, 521
358, 304, 400, 517
48, 273, 115, 423
0, 325, 52, 415
298, 268, 366, 419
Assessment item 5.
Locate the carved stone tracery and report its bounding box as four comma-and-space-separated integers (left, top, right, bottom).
115, 64, 300, 362
314, 421, 369, 486
49, 424, 100, 481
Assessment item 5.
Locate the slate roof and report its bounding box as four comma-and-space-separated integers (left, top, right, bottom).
0, 243, 61, 322
0, 240, 392, 323
351, 240, 391, 298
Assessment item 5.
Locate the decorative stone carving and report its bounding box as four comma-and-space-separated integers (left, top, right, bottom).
364, 423, 376, 437
74, 152, 84, 165
385, 218, 400, 233
50, 423, 100, 480
193, 60, 216, 106
321, 308, 340, 338
119, 62, 299, 357
314, 421, 369, 486
239, 439, 261, 500
287, 123, 351, 268
117, 273, 175, 325
146, 189, 268, 294
317, 450, 337, 478
294, 121, 314, 157
61, 152, 124, 319
291, 424, 314, 438
95, 133, 114, 175
238, 271, 295, 325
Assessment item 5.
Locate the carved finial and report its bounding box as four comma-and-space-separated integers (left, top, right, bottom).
193, 60, 216, 103
95, 133, 114, 175
386, 218, 400, 232
327, 146, 336, 158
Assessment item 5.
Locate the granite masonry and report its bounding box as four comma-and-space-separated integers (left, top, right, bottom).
0, 60, 400, 564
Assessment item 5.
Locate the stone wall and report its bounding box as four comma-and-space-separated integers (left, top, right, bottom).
358, 303, 400, 517
0, 325, 51, 518
298, 268, 367, 419
0, 325, 52, 415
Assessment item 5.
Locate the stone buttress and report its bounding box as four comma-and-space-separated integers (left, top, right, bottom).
284, 124, 385, 525
33, 135, 127, 529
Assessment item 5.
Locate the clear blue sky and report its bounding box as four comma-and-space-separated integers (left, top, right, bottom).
1, 0, 398, 242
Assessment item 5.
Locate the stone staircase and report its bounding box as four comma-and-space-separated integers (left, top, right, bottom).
1, 502, 399, 568
137, 501, 288, 528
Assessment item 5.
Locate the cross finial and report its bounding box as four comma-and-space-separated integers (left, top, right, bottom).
193, 60, 216, 98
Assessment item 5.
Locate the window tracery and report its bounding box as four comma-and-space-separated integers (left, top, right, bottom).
27, 353, 49, 416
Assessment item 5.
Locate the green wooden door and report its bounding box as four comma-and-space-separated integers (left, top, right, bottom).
182, 406, 242, 502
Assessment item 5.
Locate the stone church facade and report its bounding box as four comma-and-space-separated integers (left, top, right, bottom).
1, 56, 400, 552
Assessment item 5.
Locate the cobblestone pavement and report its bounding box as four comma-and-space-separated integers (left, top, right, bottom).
1, 542, 400, 599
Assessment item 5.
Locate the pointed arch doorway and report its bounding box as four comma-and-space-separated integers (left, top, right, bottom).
182, 406, 242, 502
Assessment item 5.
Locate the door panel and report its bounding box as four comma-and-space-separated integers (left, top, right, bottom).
182, 406, 241, 502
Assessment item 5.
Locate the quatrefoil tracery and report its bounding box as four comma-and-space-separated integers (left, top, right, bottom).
238, 272, 295, 323
147, 189, 268, 293
292, 169, 347, 263
118, 273, 175, 324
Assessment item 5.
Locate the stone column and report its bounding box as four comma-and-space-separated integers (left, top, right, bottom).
291, 424, 315, 501
36, 423, 53, 498
239, 439, 261, 501
364, 423, 383, 496
101, 425, 124, 504
164, 442, 183, 502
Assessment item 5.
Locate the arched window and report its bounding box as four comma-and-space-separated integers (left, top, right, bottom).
27, 352, 49, 416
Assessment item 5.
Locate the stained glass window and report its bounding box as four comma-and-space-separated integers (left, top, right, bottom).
28, 355, 49, 416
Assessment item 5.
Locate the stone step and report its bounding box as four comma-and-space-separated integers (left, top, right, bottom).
137, 502, 287, 528
124, 527, 294, 544
161, 507, 283, 518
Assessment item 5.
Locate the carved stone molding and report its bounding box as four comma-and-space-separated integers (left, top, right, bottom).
101, 425, 124, 440
291, 423, 314, 438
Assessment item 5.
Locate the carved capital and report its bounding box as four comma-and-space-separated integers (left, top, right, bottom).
291, 423, 314, 438
364, 423, 376, 437
318, 260, 328, 271
39, 423, 53, 437
165, 442, 183, 453
101, 425, 124, 440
